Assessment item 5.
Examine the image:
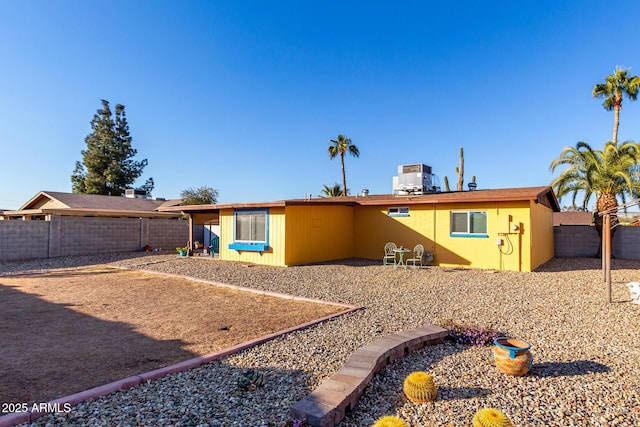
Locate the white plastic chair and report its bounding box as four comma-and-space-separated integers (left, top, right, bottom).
406, 244, 424, 269
383, 242, 397, 265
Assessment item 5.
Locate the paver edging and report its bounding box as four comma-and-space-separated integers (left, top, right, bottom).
289, 324, 448, 427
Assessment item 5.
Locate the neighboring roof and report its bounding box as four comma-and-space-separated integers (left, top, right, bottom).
169, 186, 560, 213
553, 211, 593, 226
5, 191, 184, 218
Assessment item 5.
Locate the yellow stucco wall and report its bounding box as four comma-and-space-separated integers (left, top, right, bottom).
284, 205, 354, 265
529, 201, 555, 270
217, 199, 555, 272
353, 205, 433, 262
354, 201, 544, 272
218, 207, 287, 266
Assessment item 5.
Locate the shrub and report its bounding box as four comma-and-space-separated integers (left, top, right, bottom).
435, 319, 502, 346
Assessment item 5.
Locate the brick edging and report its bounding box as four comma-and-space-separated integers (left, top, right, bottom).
290, 324, 448, 427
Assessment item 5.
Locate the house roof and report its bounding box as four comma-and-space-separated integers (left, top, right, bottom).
167, 186, 560, 213
5, 191, 184, 218
553, 211, 593, 226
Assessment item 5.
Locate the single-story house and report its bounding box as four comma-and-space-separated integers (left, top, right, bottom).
553, 211, 593, 226
1, 191, 183, 220
168, 186, 559, 272
0, 191, 188, 261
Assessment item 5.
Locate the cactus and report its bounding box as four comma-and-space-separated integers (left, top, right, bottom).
456, 146, 464, 191
472, 408, 514, 427
371, 415, 408, 427
237, 369, 265, 390
443, 176, 451, 192
402, 371, 436, 403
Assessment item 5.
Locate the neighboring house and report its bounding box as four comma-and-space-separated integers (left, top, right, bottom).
553, 211, 593, 226
0, 191, 188, 262
170, 186, 559, 272
1, 191, 183, 220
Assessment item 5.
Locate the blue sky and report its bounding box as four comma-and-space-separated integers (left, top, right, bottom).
1, 1, 639, 210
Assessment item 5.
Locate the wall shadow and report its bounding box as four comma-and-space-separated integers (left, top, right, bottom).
359, 211, 471, 267
0, 251, 163, 275
0, 283, 197, 406
534, 257, 640, 272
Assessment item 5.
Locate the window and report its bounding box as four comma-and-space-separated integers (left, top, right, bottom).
388, 207, 410, 217
450, 211, 488, 236
229, 210, 269, 252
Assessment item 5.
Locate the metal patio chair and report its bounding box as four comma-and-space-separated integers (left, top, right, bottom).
406, 244, 425, 269
383, 242, 397, 266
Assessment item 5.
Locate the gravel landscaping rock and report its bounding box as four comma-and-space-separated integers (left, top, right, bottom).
2, 253, 639, 426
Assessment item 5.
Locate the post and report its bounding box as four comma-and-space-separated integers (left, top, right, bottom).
602, 217, 606, 282
604, 213, 612, 303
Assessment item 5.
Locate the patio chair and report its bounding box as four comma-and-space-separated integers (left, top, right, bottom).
406, 244, 425, 269
383, 242, 397, 265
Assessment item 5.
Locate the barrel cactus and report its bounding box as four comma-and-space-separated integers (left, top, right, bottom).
472, 408, 514, 427
371, 415, 408, 427
402, 371, 437, 403
237, 369, 265, 391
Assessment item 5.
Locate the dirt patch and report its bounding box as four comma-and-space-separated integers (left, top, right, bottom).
0, 266, 347, 405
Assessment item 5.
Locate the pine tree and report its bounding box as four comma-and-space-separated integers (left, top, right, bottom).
72, 100, 152, 196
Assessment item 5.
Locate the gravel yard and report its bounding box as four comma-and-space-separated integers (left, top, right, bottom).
2, 253, 639, 426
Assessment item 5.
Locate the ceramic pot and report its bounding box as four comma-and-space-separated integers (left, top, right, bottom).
493, 337, 533, 376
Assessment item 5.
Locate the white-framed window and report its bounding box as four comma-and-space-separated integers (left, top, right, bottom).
450, 211, 488, 236
388, 207, 410, 217
229, 209, 269, 252
234, 210, 267, 242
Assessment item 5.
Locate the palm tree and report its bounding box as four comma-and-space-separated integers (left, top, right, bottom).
592, 67, 640, 144
319, 183, 347, 197
550, 140, 640, 241
328, 134, 360, 197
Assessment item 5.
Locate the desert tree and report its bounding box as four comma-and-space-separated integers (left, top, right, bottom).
550, 140, 640, 241
320, 183, 347, 197
327, 134, 360, 197
180, 186, 219, 205
592, 67, 640, 144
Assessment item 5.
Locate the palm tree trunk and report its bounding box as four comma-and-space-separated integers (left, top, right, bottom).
595, 193, 620, 257
340, 153, 347, 196
613, 105, 620, 144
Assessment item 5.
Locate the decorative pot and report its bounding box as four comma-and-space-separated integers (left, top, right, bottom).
493, 337, 533, 376
179, 250, 188, 257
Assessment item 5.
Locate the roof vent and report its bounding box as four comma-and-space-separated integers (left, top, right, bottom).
468, 182, 477, 191
361, 189, 369, 197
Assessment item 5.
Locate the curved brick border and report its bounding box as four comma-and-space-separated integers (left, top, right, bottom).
290, 324, 448, 427
0, 268, 361, 427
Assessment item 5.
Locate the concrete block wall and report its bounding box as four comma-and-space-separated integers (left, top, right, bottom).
148, 219, 190, 250
0, 216, 189, 262
553, 226, 600, 257
554, 225, 640, 260
612, 226, 640, 260
60, 217, 142, 256
0, 220, 50, 261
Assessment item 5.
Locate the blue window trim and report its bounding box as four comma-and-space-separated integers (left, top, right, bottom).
229, 209, 269, 253
450, 233, 489, 238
